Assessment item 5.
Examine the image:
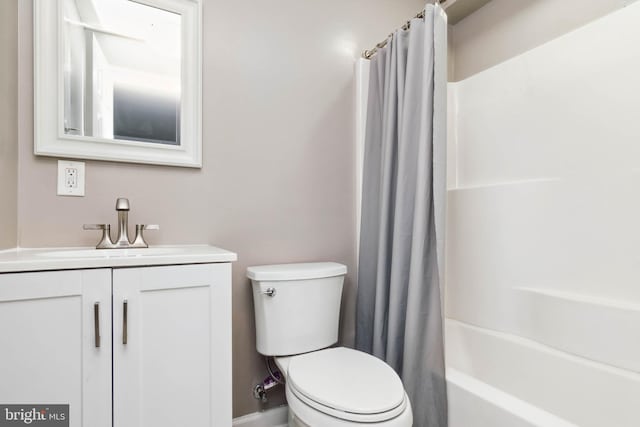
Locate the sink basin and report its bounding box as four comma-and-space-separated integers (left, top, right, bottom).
37, 247, 186, 259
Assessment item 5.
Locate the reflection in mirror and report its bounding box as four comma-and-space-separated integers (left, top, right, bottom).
63, 0, 181, 145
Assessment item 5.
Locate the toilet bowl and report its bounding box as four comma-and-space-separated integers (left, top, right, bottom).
277, 347, 413, 426
247, 262, 412, 427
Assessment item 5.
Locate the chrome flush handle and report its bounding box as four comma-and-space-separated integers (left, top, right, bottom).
263, 287, 276, 297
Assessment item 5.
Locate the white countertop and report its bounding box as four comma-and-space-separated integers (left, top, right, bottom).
0, 245, 237, 273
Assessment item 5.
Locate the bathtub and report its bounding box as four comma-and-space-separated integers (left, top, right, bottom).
447, 367, 576, 427
445, 318, 640, 427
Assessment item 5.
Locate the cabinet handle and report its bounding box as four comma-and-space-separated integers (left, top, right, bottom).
123, 299, 128, 345
94, 302, 101, 348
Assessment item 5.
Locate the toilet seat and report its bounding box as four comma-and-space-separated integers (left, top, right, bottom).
285, 347, 407, 423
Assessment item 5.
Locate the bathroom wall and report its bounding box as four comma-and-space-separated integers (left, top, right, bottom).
446, 2, 640, 425
0, 0, 18, 250
451, 0, 638, 81
16, 0, 426, 417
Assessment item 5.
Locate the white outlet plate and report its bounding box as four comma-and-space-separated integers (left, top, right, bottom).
57, 160, 85, 196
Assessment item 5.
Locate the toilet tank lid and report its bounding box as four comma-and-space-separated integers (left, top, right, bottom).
247, 262, 347, 281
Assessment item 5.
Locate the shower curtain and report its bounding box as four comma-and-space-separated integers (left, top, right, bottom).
355, 4, 448, 427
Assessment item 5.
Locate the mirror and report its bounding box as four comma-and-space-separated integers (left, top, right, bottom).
35, 0, 202, 167
62, 0, 182, 145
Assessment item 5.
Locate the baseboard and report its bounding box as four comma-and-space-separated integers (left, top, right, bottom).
233, 406, 288, 427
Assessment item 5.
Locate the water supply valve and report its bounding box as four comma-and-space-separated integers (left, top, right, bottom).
253, 384, 268, 403
252, 368, 283, 403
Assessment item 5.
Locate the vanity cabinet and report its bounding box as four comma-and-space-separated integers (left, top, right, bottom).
0, 262, 232, 427
0, 269, 112, 427
112, 264, 232, 427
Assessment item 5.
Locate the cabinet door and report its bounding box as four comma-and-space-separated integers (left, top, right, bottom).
113, 263, 232, 427
0, 269, 112, 427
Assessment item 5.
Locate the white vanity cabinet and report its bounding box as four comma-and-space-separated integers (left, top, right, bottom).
112, 264, 232, 427
0, 254, 233, 427
0, 269, 112, 427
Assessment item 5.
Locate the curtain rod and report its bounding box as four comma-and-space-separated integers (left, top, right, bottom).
362, 0, 446, 59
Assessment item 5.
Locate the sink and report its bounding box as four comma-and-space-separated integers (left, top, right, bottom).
37, 247, 186, 259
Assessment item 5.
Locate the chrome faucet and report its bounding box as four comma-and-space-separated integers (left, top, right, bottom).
114, 198, 131, 247
84, 198, 159, 249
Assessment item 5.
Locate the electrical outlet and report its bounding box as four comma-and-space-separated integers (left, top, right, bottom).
57, 160, 85, 196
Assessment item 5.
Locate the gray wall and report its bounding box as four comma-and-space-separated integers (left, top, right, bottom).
451, 0, 637, 80
16, 0, 425, 417
0, 0, 18, 250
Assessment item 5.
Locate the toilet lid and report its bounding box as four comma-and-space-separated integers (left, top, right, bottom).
287, 347, 406, 417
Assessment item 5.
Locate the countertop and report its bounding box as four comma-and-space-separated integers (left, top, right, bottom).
0, 245, 237, 273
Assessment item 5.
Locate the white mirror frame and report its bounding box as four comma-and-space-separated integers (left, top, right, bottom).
34, 0, 202, 168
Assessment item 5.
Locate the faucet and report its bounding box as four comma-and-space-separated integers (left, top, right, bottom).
84, 198, 159, 249
114, 198, 131, 247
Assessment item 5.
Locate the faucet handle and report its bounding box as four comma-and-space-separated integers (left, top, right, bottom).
83, 224, 115, 249
83, 223, 108, 230
131, 224, 159, 248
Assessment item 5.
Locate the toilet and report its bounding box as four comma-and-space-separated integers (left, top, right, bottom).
247, 262, 413, 427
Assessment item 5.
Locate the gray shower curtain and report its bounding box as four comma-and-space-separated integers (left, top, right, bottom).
355, 4, 448, 427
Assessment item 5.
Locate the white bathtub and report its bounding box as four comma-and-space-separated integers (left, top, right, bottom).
447, 368, 576, 427
445, 319, 640, 427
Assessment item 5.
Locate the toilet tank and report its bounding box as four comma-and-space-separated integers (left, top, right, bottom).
247, 262, 347, 356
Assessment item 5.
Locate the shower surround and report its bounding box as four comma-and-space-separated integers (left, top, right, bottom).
445, 2, 640, 426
